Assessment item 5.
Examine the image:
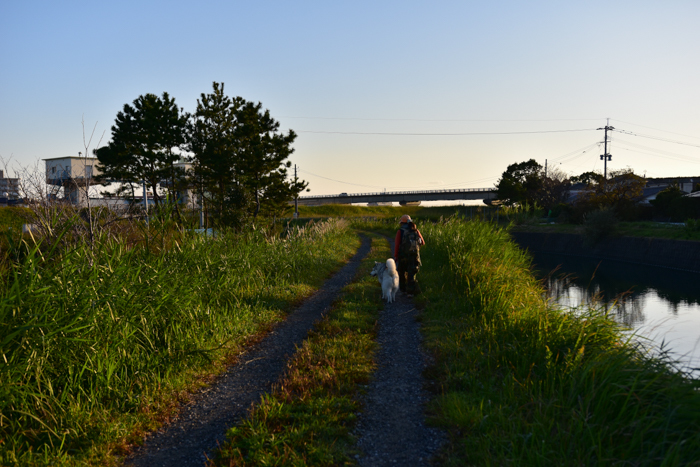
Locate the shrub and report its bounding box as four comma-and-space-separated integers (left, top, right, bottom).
582, 207, 619, 245
685, 218, 700, 235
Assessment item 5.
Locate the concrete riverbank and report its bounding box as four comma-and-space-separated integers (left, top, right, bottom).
510, 231, 700, 274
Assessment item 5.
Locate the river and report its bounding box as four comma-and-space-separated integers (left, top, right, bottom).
530, 252, 700, 377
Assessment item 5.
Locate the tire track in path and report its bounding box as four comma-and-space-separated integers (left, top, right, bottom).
126, 235, 372, 467
353, 239, 446, 466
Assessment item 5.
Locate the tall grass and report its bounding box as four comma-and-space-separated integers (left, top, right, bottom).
0, 217, 358, 465
296, 204, 494, 222
418, 219, 700, 465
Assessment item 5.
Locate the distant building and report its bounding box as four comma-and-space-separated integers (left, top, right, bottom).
0, 170, 20, 199
44, 156, 102, 206
43, 156, 197, 209
645, 177, 698, 193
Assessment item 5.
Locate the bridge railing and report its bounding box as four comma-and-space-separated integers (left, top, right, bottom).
299, 187, 495, 199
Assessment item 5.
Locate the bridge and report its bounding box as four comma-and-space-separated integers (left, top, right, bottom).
296, 187, 497, 206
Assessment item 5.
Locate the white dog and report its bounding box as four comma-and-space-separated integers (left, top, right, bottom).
370, 258, 400, 303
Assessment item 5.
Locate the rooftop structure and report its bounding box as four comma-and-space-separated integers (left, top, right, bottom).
44, 156, 102, 206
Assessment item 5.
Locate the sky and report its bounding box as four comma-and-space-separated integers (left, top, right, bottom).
2, 1, 700, 196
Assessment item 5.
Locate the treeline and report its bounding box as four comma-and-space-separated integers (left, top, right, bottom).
94, 82, 307, 228
495, 159, 700, 222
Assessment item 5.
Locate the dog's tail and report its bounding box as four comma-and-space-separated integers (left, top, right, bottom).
385, 258, 397, 273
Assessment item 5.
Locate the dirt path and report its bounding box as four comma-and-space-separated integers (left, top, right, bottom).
125, 236, 372, 467
353, 240, 446, 466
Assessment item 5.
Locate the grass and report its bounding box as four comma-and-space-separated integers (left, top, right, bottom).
212, 234, 388, 466
0, 217, 359, 466
296, 203, 498, 222
0, 206, 33, 251
0, 206, 32, 231
7, 204, 699, 465
416, 218, 700, 465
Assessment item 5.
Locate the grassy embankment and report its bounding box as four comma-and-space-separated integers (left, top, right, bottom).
0, 216, 358, 465
212, 234, 387, 466
301, 203, 700, 242
417, 218, 700, 464
296, 203, 488, 222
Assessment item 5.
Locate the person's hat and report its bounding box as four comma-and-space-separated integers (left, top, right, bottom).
400, 214, 411, 223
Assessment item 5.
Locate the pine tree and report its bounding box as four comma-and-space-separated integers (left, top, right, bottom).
94, 92, 188, 205
234, 100, 304, 218
188, 82, 307, 226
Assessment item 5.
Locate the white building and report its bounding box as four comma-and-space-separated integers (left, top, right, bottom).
44, 156, 101, 206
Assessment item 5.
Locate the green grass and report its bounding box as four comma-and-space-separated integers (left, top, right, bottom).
0, 206, 33, 251
0, 218, 358, 466
212, 234, 388, 466
296, 203, 495, 222
0, 206, 32, 230
417, 219, 700, 465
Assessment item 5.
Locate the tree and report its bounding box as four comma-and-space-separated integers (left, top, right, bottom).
538, 167, 571, 211
596, 169, 646, 207
570, 171, 603, 186
495, 159, 543, 207
94, 92, 188, 206
188, 82, 307, 226
188, 82, 245, 224
650, 184, 700, 221
573, 168, 647, 221
234, 100, 306, 218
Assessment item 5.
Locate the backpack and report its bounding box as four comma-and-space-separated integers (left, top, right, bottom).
399, 225, 421, 259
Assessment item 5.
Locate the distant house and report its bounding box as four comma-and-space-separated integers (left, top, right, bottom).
639, 185, 669, 205
566, 177, 699, 206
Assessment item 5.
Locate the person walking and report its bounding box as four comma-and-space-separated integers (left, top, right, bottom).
394, 214, 425, 296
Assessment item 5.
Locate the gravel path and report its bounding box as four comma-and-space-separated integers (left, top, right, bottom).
353, 241, 446, 466
125, 235, 372, 467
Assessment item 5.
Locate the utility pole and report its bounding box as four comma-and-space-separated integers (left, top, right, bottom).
294, 164, 299, 219
142, 180, 149, 225
544, 159, 548, 178
598, 118, 614, 179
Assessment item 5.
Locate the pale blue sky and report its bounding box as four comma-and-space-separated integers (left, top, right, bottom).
2, 1, 699, 194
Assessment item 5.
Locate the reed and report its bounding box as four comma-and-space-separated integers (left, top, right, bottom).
0, 217, 358, 465
418, 219, 700, 465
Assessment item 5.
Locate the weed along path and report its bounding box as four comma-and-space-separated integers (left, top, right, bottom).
125, 235, 372, 467
353, 240, 446, 466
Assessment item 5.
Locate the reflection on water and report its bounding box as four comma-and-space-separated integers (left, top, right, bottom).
531, 253, 700, 376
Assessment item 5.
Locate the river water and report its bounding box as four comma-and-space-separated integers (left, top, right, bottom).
530, 253, 700, 377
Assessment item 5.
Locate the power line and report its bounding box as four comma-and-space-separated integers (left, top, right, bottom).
297, 128, 596, 136
613, 129, 700, 149
614, 145, 700, 165
566, 145, 603, 173
298, 169, 385, 189
282, 116, 603, 123
611, 119, 700, 142
612, 138, 700, 165
298, 168, 498, 191
549, 142, 600, 164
